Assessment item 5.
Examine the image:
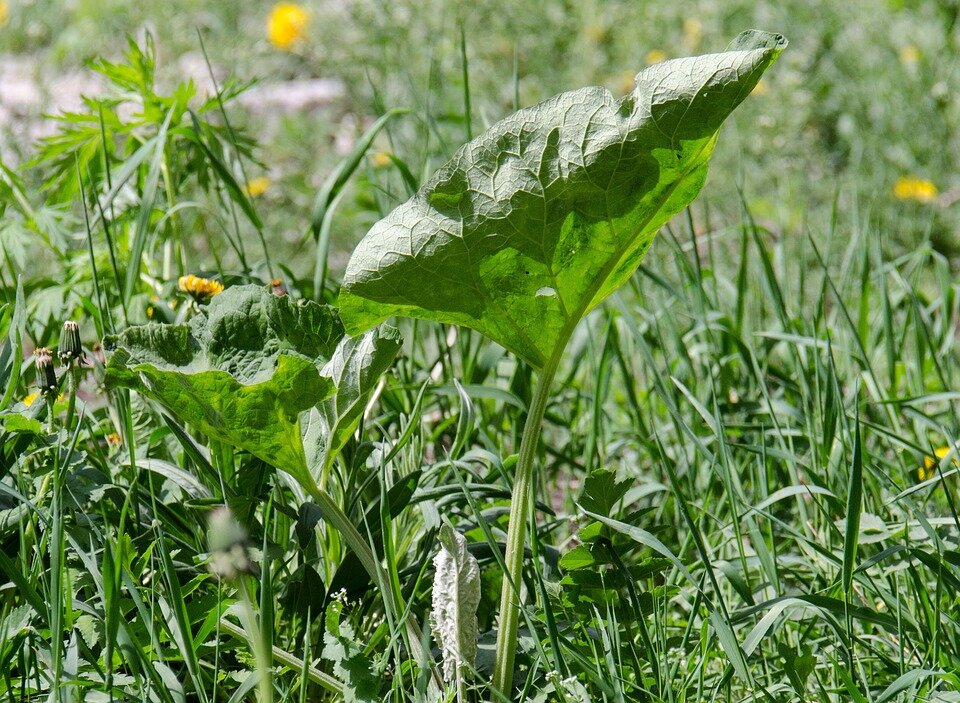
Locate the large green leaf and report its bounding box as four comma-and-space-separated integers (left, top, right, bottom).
339, 31, 786, 367
105, 285, 344, 486
302, 324, 403, 483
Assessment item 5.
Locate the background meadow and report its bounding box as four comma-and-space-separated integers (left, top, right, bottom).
2, 0, 960, 701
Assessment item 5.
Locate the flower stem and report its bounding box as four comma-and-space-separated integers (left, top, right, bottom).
46, 391, 65, 702
64, 366, 80, 443
492, 352, 560, 696
237, 577, 273, 703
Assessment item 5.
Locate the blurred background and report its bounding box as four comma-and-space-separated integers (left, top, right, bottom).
0, 0, 957, 276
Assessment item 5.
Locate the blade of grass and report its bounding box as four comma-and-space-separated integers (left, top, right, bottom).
123, 109, 173, 306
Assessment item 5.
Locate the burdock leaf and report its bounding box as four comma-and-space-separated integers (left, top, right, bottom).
430, 524, 481, 682
340, 31, 786, 367
105, 285, 343, 488
302, 324, 403, 479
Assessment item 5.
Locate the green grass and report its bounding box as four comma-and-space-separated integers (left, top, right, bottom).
3, 1, 960, 701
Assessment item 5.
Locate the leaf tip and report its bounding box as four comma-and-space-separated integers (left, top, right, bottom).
728, 29, 788, 53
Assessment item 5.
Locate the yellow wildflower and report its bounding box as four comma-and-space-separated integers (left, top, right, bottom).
682, 18, 703, 50
899, 45, 920, 66
106, 432, 122, 447
646, 49, 668, 65
0, 1, 8, 27
246, 176, 271, 197
178, 274, 225, 303
24, 391, 63, 407
893, 176, 938, 204
370, 151, 392, 169
919, 446, 960, 481
267, 3, 309, 51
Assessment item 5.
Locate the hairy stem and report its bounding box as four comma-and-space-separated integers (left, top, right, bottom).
237, 577, 273, 703
47, 392, 64, 702
492, 353, 561, 696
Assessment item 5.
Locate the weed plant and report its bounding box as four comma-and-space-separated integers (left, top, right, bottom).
1, 14, 960, 703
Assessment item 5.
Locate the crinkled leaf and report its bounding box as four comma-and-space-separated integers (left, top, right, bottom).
302, 325, 402, 479
340, 31, 786, 367
108, 349, 321, 484
105, 285, 343, 487
430, 524, 481, 682
323, 601, 380, 702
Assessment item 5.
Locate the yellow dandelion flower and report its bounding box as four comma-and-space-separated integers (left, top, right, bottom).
919, 446, 960, 481
646, 49, 668, 65
899, 45, 920, 66
893, 176, 938, 204
24, 391, 63, 407
682, 18, 703, 50
370, 151, 392, 169
178, 274, 224, 303
267, 3, 309, 51
246, 176, 271, 198
106, 432, 122, 447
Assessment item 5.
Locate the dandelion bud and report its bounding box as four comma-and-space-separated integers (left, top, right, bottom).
34, 347, 58, 396
271, 278, 287, 296
59, 320, 83, 366
207, 507, 252, 579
